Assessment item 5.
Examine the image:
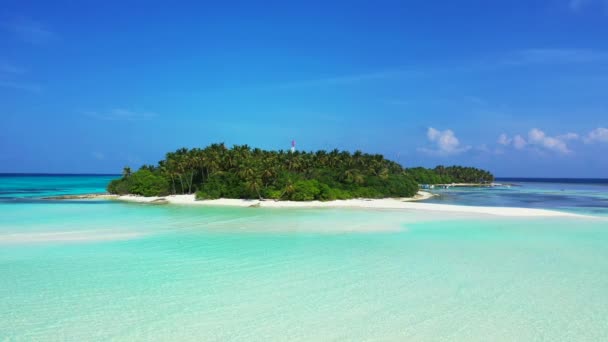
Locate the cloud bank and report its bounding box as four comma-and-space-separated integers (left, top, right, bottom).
498, 129, 575, 154
584, 127, 608, 143
418, 127, 471, 156
497, 127, 608, 154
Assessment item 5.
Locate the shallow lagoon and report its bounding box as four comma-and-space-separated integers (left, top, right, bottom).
1, 176, 607, 340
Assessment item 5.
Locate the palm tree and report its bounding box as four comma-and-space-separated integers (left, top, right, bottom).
344, 169, 365, 185
108, 141, 492, 200
158, 161, 176, 195
278, 178, 296, 200
244, 176, 263, 200
122, 166, 132, 178
237, 161, 257, 180
378, 167, 389, 180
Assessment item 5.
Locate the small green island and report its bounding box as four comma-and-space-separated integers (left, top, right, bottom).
107, 144, 494, 200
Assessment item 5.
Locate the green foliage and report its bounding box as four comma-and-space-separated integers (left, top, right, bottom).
196, 173, 246, 199
107, 143, 494, 199
195, 189, 221, 200
405, 167, 450, 184
434, 165, 494, 183
107, 169, 170, 197
317, 183, 335, 201
107, 178, 130, 195
331, 188, 352, 200
289, 180, 321, 201
406, 165, 494, 184
263, 189, 283, 200
128, 170, 170, 196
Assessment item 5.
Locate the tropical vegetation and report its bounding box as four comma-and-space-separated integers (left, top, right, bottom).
107, 144, 494, 200
406, 166, 494, 184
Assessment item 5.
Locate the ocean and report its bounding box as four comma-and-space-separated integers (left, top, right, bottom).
1, 175, 607, 340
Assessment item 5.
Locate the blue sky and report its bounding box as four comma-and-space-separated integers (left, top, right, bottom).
1, 0, 608, 177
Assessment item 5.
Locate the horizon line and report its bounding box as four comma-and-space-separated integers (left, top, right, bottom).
0, 173, 607, 180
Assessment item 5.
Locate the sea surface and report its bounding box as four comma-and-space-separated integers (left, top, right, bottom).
1, 175, 607, 341
427, 177, 608, 217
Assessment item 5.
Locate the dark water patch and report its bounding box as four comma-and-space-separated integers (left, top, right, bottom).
497, 177, 608, 185
572, 202, 608, 208
427, 188, 608, 214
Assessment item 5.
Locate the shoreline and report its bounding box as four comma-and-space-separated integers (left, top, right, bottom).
46, 191, 435, 203
51, 191, 588, 218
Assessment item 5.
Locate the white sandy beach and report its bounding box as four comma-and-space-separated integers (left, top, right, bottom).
89, 191, 586, 218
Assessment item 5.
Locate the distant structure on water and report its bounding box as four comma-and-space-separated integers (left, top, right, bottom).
291, 140, 296, 153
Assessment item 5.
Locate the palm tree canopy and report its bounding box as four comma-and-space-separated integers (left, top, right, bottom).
108, 143, 494, 200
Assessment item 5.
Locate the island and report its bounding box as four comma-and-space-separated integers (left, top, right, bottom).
107, 143, 494, 201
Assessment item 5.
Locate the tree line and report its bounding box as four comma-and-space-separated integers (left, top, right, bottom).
107, 143, 493, 200
406, 166, 494, 184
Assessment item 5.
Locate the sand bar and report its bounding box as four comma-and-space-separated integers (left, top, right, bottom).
62, 191, 591, 218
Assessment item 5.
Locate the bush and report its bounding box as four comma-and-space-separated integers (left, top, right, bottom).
107, 169, 169, 196
263, 188, 283, 200
126, 170, 170, 197
384, 174, 418, 197
195, 173, 252, 199
107, 178, 130, 195
333, 188, 351, 200
317, 183, 335, 201
195, 189, 221, 200
350, 187, 381, 198
290, 179, 321, 201
107, 170, 170, 197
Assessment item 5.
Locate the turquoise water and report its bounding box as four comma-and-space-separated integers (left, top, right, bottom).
0, 174, 116, 200
427, 178, 608, 216
1, 176, 608, 340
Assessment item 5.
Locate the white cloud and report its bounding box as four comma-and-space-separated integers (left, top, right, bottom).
497, 133, 527, 149
527, 128, 571, 154
498, 128, 607, 153
584, 127, 608, 143
498, 129, 571, 153
513, 135, 527, 149
85, 109, 158, 121
419, 127, 470, 156
497, 133, 512, 146
528, 128, 545, 142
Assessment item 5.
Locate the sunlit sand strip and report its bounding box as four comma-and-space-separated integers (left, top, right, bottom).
103, 191, 588, 218
0, 230, 146, 244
